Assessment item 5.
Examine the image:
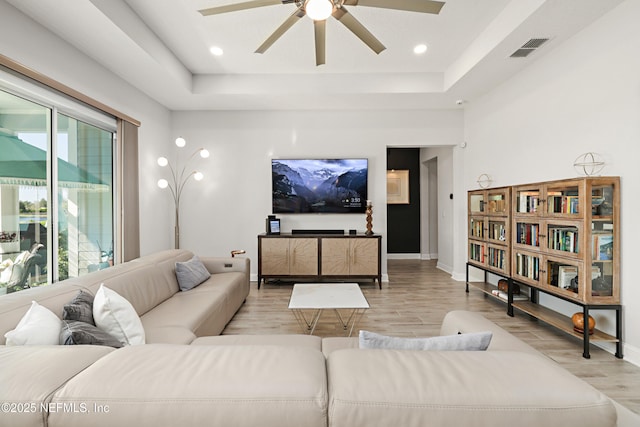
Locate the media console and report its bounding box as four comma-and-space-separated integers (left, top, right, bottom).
257, 233, 382, 289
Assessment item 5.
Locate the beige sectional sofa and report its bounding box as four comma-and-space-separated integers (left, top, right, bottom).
0, 250, 629, 426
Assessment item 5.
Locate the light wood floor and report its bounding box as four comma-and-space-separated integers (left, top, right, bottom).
223, 259, 640, 414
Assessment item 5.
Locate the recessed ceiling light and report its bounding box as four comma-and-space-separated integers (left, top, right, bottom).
414, 44, 428, 55
209, 46, 224, 56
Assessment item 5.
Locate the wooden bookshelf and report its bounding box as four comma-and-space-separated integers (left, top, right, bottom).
511, 301, 618, 343
467, 177, 622, 359
467, 186, 511, 276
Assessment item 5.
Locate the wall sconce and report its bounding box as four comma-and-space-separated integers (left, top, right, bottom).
157, 137, 210, 249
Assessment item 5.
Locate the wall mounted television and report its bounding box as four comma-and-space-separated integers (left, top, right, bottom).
272, 158, 368, 214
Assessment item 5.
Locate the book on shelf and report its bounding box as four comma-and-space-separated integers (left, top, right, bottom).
517, 192, 539, 213
548, 226, 579, 253
517, 223, 539, 246
547, 194, 579, 214
491, 289, 528, 301
487, 197, 506, 213
489, 222, 506, 241
558, 265, 578, 290
593, 234, 614, 260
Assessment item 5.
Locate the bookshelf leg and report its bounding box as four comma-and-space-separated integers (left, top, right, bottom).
615, 307, 623, 359
507, 279, 514, 317
582, 306, 591, 359
465, 263, 469, 293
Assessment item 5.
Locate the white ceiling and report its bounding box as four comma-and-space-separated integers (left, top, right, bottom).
7, 0, 622, 111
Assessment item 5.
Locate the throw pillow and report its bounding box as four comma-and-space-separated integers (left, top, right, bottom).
60, 320, 123, 348
175, 255, 211, 291
62, 290, 95, 325
93, 284, 145, 346
4, 301, 62, 346
359, 330, 493, 351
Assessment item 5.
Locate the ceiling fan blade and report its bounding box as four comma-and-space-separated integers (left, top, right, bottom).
314, 20, 326, 66
333, 7, 385, 54
255, 7, 306, 53
342, 0, 445, 14
199, 0, 293, 16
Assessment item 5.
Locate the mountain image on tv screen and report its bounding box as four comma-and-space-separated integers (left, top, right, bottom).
272, 159, 368, 213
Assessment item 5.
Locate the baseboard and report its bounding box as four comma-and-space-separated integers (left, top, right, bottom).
451, 271, 466, 281
618, 342, 640, 368
387, 253, 421, 260
436, 261, 453, 275
420, 253, 438, 260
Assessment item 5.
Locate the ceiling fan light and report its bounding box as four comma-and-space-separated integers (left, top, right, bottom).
305, 0, 333, 21
414, 44, 428, 54
209, 46, 224, 56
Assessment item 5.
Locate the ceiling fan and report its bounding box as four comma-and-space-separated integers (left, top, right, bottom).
199, 0, 445, 66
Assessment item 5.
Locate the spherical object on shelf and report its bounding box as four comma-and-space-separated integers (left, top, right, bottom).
574, 152, 605, 176
571, 312, 596, 335
477, 173, 492, 189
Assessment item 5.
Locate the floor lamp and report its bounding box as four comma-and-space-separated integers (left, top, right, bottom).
157, 137, 209, 249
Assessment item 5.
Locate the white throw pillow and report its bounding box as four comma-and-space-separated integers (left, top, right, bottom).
93, 284, 145, 346
359, 330, 493, 351
4, 301, 61, 346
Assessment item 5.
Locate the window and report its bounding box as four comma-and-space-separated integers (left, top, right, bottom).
0, 86, 116, 294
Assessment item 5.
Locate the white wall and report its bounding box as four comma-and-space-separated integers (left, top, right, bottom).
0, 1, 173, 256
462, 0, 640, 363
420, 147, 455, 272
169, 110, 463, 281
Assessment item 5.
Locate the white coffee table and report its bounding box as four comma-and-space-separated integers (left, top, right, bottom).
288, 283, 369, 336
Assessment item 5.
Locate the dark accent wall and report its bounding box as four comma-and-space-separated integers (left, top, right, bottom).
387, 148, 421, 253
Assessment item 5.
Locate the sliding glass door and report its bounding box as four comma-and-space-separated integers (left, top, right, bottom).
57, 114, 114, 280
0, 89, 115, 294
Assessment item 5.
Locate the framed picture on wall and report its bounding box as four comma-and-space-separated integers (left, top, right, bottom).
387, 170, 409, 204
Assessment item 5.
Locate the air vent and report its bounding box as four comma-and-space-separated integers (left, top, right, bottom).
510, 38, 550, 58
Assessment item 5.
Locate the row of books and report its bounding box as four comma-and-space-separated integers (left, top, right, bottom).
517, 193, 539, 213
486, 198, 507, 213
516, 223, 539, 246
469, 243, 484, 263
515, 253, 540, 280
470, 219, 484, 238
487, 247, 506, 269
548, 194, 579, 214
549, 227, 579, 253
488, 222, 506, 241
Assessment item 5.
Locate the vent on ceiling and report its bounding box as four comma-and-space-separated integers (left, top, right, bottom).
510, 38, 550, 58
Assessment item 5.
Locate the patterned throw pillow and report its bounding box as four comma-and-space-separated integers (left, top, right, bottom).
62, 290, 95, 325
60, 320, 122, 348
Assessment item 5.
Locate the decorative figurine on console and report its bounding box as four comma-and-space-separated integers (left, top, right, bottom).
365, 200, 373, 236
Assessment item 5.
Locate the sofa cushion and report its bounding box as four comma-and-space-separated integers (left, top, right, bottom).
359, 330, 492, 351
49, 344, 328, 427
60, 320, 123, 348
93, 284, 145, 346
327, 349, 616, 427
192, 334, 322, 350
175, 255, 211, 291
321, 337, 358, 357
143, 326, 196, 345
0, 345, 114, 427
4, 301, 61, 346
62, 290, 95, 325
